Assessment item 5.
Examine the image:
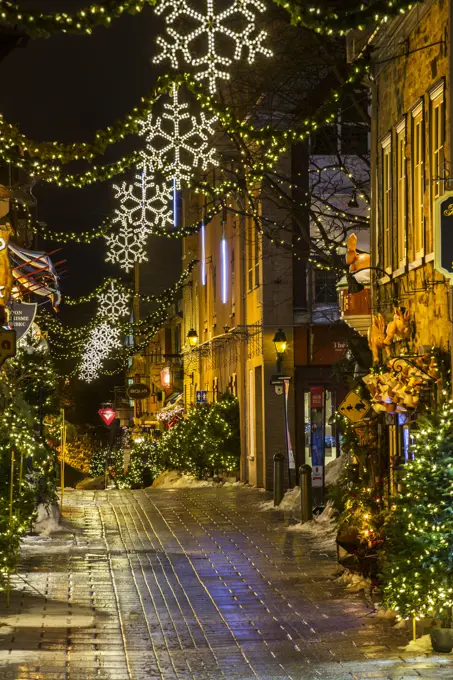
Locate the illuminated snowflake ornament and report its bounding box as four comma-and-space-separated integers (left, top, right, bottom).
78, 322, 122, 383
97, 281, 130, 320
153, 0, 272, 94
105, 219, 148, 273
113, 162, 174, 234
138, 84, 218, 188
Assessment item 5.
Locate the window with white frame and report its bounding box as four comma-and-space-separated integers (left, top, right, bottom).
430, 84, 445, 253
412, 103, 424, 260
381, 136, 392, 270
396, 121, 406, 269
231, 247, 236, 316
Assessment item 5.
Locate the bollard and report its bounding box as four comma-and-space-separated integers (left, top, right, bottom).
299, 464, 313, 523
273, 453, 285, 506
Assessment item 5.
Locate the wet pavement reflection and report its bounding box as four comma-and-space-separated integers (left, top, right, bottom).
0, 486, 452, 679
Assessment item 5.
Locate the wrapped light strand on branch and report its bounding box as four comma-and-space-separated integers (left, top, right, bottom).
0, 63, 369, 186
273, 0, 417, 35
0, 0, 156, 39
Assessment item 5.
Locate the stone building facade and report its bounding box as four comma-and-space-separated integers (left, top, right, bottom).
181, 192, 296, 490
370, 0, 451, 352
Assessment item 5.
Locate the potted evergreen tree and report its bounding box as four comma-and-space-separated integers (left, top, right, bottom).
382, 400, 453, 653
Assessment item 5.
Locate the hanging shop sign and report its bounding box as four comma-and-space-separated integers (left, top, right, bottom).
435, 191, 453, 279
98, 407, 116, 426
196, 390, 207, 404
8, 300, 37, 340
310, 385, 324, 409
127, 383, 150, 400
338, 391, 370, 424
0, 328, 16, 366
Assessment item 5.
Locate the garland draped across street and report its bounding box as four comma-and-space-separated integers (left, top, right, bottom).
0, 64, 369, 188
0, 0, 419, 39
0, 0, 157, 38
276, 0, 419, 33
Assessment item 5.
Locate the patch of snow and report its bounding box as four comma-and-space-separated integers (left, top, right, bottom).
335, 569, 372, 593
402, 634, 433, 654
287, 502, 337, 551
325, 454, 347, 487
32, 504, 61, 536
20, 535, 73, 554
0, 606, 94, 629
259, 486, 300, 512
151, 470, 216, 489
374, 605, 397, 620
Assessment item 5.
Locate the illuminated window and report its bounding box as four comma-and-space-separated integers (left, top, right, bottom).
231, 248, 236, 316
429, 83, 445, 253
247, 218, 260, 291
396, 121, 406, 269
381, 136, 392, 270
412, 103, 424, 259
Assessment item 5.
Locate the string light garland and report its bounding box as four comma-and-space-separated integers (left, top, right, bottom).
0, 62, 368, 189
0, 0, 157, 39
32, 217, 114, 244
274, 0, 417, 35
153, 0, 272, 94
44, 261, 197, 371
0, 0, 418, 41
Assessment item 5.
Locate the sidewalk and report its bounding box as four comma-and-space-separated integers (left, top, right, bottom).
0, 486, 451, 679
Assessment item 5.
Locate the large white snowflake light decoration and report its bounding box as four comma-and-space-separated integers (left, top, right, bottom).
113, 163, 174, 233
153, 0, 272, 94
78, 322, 122, 383
138, 84, 218, 188
105, 219, 148, 272
97, 281, 131, 320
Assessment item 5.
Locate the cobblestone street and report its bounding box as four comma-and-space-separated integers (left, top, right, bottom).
0, 487, 452, 680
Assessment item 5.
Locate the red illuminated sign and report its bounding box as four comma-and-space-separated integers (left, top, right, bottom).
98, 407, 116, 426
310, 386, 323, 409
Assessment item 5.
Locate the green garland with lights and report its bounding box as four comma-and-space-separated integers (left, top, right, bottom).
0, 62, 369, 188
276, 0, 418, 33
0, 0, 418, 40
0, 0, 157, 38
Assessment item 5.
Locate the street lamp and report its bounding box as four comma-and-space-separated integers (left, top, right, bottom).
187, 328, 198, 348
273, 328, 287, 373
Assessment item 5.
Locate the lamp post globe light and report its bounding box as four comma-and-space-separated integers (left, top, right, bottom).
273, 328, 287, 373
187, 328, 198, 348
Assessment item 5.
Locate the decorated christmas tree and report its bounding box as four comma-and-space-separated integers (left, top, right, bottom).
382, 398, 453, 623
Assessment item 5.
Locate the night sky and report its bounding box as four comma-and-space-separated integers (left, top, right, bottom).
0, 1, 181, 421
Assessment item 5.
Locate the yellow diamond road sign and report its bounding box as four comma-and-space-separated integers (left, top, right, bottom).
338, 391, 370, 423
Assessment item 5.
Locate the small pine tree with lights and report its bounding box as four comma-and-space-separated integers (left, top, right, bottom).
382, 399, 453, 623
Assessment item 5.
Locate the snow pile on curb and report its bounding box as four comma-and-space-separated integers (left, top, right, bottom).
286, 502, 337, 551
325, 454, 347, 486
151, 470, 216, 489
151, 470, 242, 489
335, 569, 372, 593
20, 536, 73, 554
32, 504, 61, 536
259, 486, 300, 512
402, 634, 433, 654
259, 455, 346, 514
